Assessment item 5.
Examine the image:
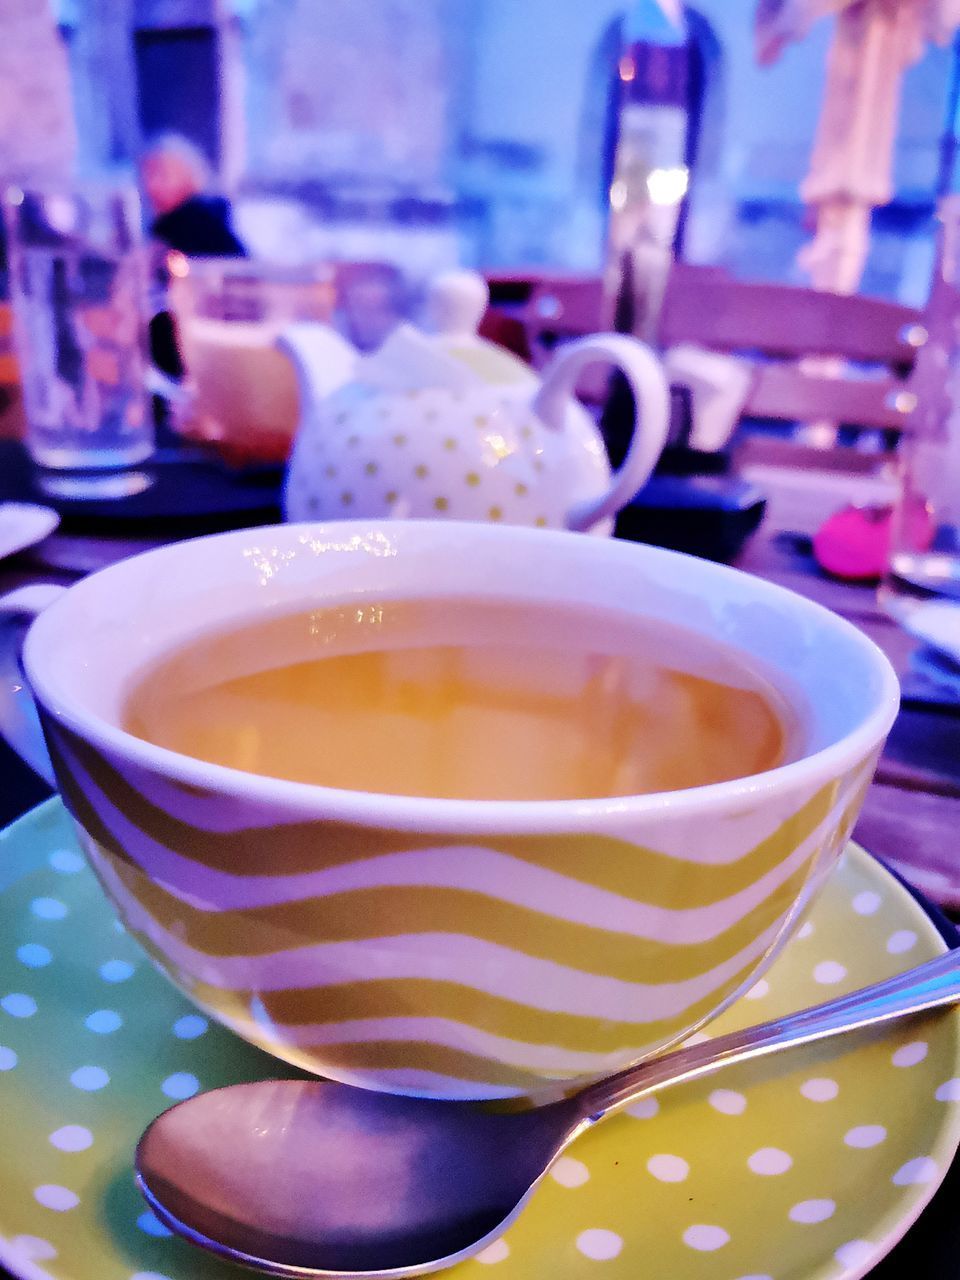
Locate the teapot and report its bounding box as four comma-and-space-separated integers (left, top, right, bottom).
282, 270, 670, 533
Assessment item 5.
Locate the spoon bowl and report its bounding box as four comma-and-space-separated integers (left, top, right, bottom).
136, 946, 960, 1278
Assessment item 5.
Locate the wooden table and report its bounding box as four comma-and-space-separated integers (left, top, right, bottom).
0, 466, 959, 1278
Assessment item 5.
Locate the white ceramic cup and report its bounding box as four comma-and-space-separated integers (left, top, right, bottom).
0, 521, 898, 1099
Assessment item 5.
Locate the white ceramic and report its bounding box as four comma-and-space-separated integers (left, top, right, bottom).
0, 502, 59, 561
283, 270, 671, 533
0, 521, 898, 1100
903, 600, 960, 666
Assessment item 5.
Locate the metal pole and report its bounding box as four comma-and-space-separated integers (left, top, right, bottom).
937, 30, 960, 198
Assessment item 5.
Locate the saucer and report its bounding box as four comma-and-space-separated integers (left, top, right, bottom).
903, 600, 960, 668
0, 503, 59, 562
0, 800, 958, 1280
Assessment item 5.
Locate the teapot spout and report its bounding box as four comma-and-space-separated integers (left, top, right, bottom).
277, 323, 360, 421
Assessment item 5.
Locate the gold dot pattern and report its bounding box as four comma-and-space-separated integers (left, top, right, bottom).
393, 434, 408, 447
414, 464, 429, 479
434, 496, 449, 512
443, 438, 457, 451
489, 505, 504, 521
466, 473, 481, 487
365, 461, 379, 476
340, 491, 354, 507
385, 491, 398, 505
535, 516, 549, 527
324, 464, 337, 479
515, 483, 529, 497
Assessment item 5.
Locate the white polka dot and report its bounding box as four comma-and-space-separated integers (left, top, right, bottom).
1, 993, 36, 1018
647, 1154, 689, 1183
682, 1225, 730, 1252
33, 1184, 79, 1211
893, 1041, 928, 1068
162, 1072, 199, 1100
475, 1240, 510, 1264
797, 921, 815, 938
745, 979, 770, 1000
8, 1236, 57, 1261
550, 1156, 590, 1187
887, 930, 918, 954
789, 1199, 836, 1224
49, 1125, 93, 1153
835, 1241, 874, 1269
70, 1065, 109, 1091
85, 1009, 122, 1034
709, 1089, 746, 1115
49, 848, 84, 874
892, 1157, 937, 1186
814, 961, 847, 985
800, 1077, 839, 1102
852, 891, 882, 915
30, 897, 67, 920
137, 1211, 173, 1238
844, 1125, 887, 1149
0, 1046, 17, 1070
576, 1229, 623, 1260
17, 943, 52, 968
747, 1147, 793, 1175
936, 1079, 960, 1102
626, 1097, 659, 1119
172, 1014, 208, 1040
100, 959, 134, 983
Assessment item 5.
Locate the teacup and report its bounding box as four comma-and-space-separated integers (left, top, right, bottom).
0, 522, 898, 1100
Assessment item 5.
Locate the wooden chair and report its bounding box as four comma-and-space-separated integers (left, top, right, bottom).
482, 264, 930, 463
657, 263, 927, 441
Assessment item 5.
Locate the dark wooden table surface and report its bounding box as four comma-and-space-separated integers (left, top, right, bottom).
1, 466, 959, 1279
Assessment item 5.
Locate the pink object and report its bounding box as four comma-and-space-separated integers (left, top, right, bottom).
814, 500, 934, 582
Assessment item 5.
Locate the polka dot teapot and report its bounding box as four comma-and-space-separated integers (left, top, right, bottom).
283, 270, 670, 532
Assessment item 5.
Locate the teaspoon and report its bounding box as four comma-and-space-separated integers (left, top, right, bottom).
136, 947, 960, 1279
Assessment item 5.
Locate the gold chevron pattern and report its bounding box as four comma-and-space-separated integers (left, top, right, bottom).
44, 718, 879, 1098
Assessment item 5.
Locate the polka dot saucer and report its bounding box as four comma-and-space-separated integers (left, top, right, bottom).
1, 799, 959, 1280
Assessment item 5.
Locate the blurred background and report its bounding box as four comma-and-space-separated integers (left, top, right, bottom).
3, 0, 957, 301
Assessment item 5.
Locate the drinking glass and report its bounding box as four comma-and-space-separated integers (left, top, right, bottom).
2, 185, 154, 470
164, 254, 337, 465
879, 197, 960, 619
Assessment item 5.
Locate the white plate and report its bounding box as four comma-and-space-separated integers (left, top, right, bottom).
903, 600, 960, 667
0, 504, 59, 563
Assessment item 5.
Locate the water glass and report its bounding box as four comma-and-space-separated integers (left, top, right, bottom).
880, 199, 960, 618
2, 185, 153, 470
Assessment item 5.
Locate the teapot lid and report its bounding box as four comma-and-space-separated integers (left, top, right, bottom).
421, 270, 536, 388
353, 270, 536, 395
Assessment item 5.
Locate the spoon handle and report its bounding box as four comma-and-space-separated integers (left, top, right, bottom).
576, 945, 960, 1121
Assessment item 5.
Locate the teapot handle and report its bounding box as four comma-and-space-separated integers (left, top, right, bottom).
533, 334, 670, 533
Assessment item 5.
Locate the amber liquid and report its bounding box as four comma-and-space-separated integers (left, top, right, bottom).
124, 598, 797, 801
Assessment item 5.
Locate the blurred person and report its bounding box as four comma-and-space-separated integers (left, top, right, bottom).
140, 136, 246, 405
140, 134, 245, 259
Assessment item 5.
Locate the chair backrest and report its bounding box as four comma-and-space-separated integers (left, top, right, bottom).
658, 263, 924, 368
659, 263, 926, 435
482, 263, 930, 436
